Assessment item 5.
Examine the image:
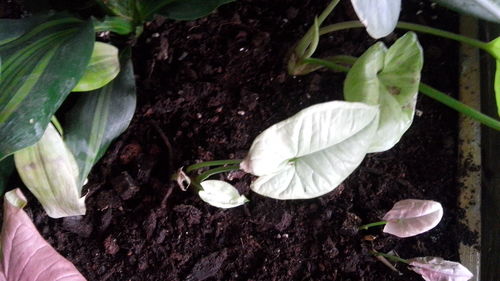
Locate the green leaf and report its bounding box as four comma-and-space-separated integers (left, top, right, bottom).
351, 0, 401, 39
433, 0, 500, 23
0, 14, 94, 160
495, 60, 500, 116
155, 0, 234, 21
344, 32, 423, 152
93, 16, 135, 35
0, 14, 51, 45
0, 156, 15, 195
65, 50, 136, 185
241, 101, 379, 199
96, 0, 138, 20
485, 37, 500, 116
73, 42, 120, 92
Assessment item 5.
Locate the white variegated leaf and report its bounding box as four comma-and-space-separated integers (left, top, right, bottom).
241, 101, 379, 199
351, 0, 401, 39
199, 180, 248, 209
409, 257, 473, 281
383, 199, 443, 238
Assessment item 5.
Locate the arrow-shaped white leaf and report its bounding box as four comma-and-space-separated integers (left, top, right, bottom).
241, 101, 379, 199
351, 0, 401, 39
383, 199, 443, 238
409, 256, 473, 281
199, 180, 248, 209
0, 188, 87, 281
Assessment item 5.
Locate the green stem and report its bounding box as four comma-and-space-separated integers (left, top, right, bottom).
194, 164, 241, 183
419, 83, 500, 131
186, 159, 242, 173
371, 251, 409, 264
359, 221, 388, 230
319, 21, 489, 50
304, 57, 500, 131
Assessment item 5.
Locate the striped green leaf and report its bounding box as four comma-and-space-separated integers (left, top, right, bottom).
0, 15, 94, 160
73, 42, 120, 92
65, 50, 136, 185
0, 14, 51, 45
96, 0, 138, 21
153, 0, 235, 20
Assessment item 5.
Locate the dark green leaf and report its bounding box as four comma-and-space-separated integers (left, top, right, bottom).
96, 0, 138, 20
0, 14, 51, 45
93, 16, 135, 35
0, 14, 94, 160
0, 156, 14, 196
153, 0, 234, 21
65, 50, 136, 185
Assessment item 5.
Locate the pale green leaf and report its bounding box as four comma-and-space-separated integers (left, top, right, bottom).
199, 180, 249, 208
344, 32, 423, 152
241, 101, 379, 200
73, 42, 120, 92
351, 0, 401, 39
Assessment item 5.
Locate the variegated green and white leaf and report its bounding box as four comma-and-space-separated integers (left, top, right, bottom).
351, 0, 401, 39
0, 14, 94, 160
241, 101, 379, 200
344, 32, 423, 153
14, 124, 86, 218
73, 42, 120, 92
65, 50, 136, 185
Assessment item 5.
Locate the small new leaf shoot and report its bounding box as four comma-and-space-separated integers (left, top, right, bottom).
382, 199, 443, 238
344, 32, 423, 152
73, 42, 120, 92
409, 256, 474, 281
241, 101, 379, 200
350, 0, 401, 39
0, 189, 87, 280
199, 180, 249, 209
14, 123, 86, 218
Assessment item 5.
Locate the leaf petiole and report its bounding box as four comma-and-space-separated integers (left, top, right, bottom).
370, 251, 409, 264
186, 159, 242, 173
194, 164, 241, 183
359, 221, 388, 230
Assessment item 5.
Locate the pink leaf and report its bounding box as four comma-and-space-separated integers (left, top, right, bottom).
382, 199, 443, 238
409, 257, 473, 281
0, 188, 86, 281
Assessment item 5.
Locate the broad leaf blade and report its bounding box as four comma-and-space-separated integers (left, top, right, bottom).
65, 51, 136, 185
0, 14, 51, 45
0, 189, 87, 281
96, 0, 137, 20
409, 257, 473, 281
351, 0, 401, 39
496, 60, 500, 116
156, 0, 234, 20
433, 0, 500, 23
73, 42, 120, 92
382, 199, 443, 238
344, 32, 423, 153
0, 15, 94, 160
242, 101, 379, 199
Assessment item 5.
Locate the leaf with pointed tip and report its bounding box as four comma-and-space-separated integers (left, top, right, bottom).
199, 180, 249, 209
382, 199, 443, 238
73, 42, 120, 92
65, 50, 136, 186
0, 188, 87, 281
350, 0, 401, 39
241, 101, 379, 200
409, 257, 473, 281
0, 14, 94, 160
344, 32, 423, 152
433, 0, 500, 23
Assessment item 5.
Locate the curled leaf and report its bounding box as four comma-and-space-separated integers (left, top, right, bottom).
241, 101, 379, 199
382, 199, 443, 238
199, 180, 248, 209
409, 257, 473, 281
0, 188, 87, 280
351, 0, 401, 39
14, 123, 86, 218
73, 42, 120, 92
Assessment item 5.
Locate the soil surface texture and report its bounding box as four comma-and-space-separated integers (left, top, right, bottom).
3, 0, 475, 280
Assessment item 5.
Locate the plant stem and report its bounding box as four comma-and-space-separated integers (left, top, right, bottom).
419, 83, 500, 131
371, 251, 409, 264
359, 221, 388, 230
304, 57, 500, 131
194, 164, 241, 183
319, 21, 489, 51
186, 159, 242, 173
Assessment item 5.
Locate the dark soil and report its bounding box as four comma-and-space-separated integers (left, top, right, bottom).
4, 0, 475, 280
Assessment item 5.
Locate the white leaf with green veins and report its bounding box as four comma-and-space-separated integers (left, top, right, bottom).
72, 42, 120, 92
241, 101, 379, 200
199, 180, 249, 209
344, 32, 423, 153
351, 0, 401, 39
14, 123, 86, 218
